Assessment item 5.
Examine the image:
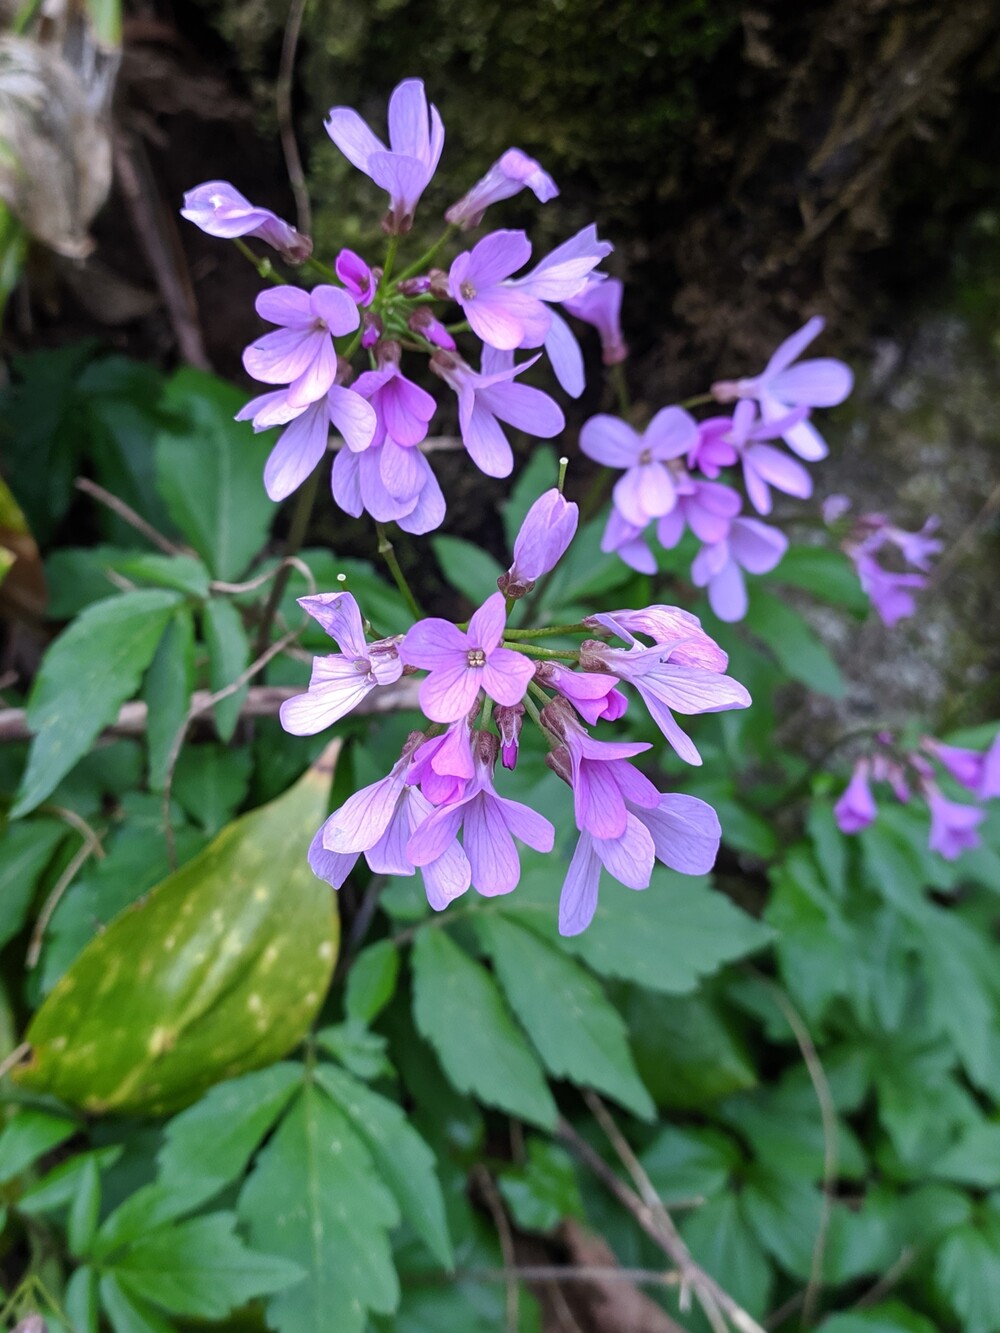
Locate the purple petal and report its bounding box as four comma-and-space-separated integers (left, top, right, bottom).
575, 761, 628, 839
243, 327, 320, 385
730, 518, 788, 574
308, 821, 359, 888
708, 560, 748, 623
401, 618, 467, 669
558, 833, 601, 936
770, 359, 853, 408
468, 591, 507, 652
462, 399, 514, 477
367, 152, 432, 219
279, 657, 372, 734
322, 770, 405, 853
644, 406, 698, 460
467, 229, 532, 287
387, 78, 432, 161
381, 376, 436, 445
636, 794, 721, 874
324, 106, 385, 171
396, 463, 446, 534
613, 463, 674, 527
495, 796, 555, 852
358, 446, 418, 522
464, 796, 521, 896
543, 308, 585, 398
580, 414, 640, 467
593, 813, 655, 889
380, 437, 425, 501
327, 385, 377, 453
310, 285, 362, 336
420, 663, 483, 723
407, 798, 468, 866
297, 591, 367, 655
263, 403, 329, 501
479, 380, 564, 438
764, 316, 824, 376
331, 447, 363, 516
255, 286, 313, 327
481, 649, 535, 706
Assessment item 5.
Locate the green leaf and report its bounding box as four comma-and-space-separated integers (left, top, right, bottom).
741, 1167, 823, 1277
411, 928, 557, 1130
507, 866, 772, 995
12, 590, 182, 816
681, 1192, 772, 1319
0, 818, 66, 948
623, 990, 757, 1109
100, 1276, 174, 1333
154, 368, 274, 580
111, 1211, 303, 1319
640, 1125, 740, 1204
157, 1061, 302, 1194
746, 587, 844, 697
498, 1139, 583, 1233
773, 545, 868, 612
315, 1062, 454, 1268
103, 552, 211, 599
68, 1156, 101, 1257
172, 743, 252, 835
142, 608, 195, 792
17, 1147, 122, 1216
65, 1265, 100, 1333
431, 535, 504, 605
345, 939, 400, 1024
202, 598, 250, 743
935, 1202, 1000, 1333
239, 1083, 400, 1333
15, 748, 340, 1114
316, 1019, 395, 1081
0, 1107, 77, 1183
818, 1302, 938, 1332
477, 915, 654, 1119
933, 1122, 1000, 1188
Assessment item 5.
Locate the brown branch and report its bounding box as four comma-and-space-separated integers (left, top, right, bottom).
0, 680, 422, 744
276, 0, 311, 236
75, 478, 183, 556
472, 1166, 519, 1333
26, 836, 100, 968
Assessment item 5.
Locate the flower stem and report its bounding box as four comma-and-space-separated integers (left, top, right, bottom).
254, 463, 321, 656
678, 391, 715, 410
376, 523, 424, 621
504, 623, 590, 639
504, 642, 578, 661
558, 455, 569, 493
379, 235, 399, 295
233, 238, 285, 284
302, 254, 339, 282
611, 361, 630, 416
394, 226, 457, 285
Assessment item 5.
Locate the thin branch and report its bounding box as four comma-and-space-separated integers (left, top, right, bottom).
851, 1247, 916, 1310
276, 0, 311, 236
209, 554, 316, 598
40, 806, 106, 860
26, 837, 100, 968
74, 478, 182, 556
465, 1265, 678, 1286
559, 1112, 768, 1333
472, 1166, 519, 1333
0, 1042, 30, 1081
763, 983, 838, 1328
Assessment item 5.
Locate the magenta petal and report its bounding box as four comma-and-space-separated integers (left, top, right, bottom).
638, 794, 721, 874
576, 761, 628, 839
382, 376, 436, 445
468, 591, 507, 651
481, 650, 535, 706
559, 832, 601, 936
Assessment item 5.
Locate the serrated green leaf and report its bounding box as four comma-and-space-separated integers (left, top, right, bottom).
681, 1193, 772, 1319
315, 1062, 454, 1268
506, 865, 772, 995
0, 1107, 77, 1182
111, 1211, 303, 1319
345, 939, 400, 1024
818, 1302, 938, 1332
741, 1167, 823, 1277
12, 589, 182, 816
498, 1138, 583, 1233
411, 928, 557, 1130
623, 990, 757, 1109
68, 1156, 101, 1257
99, 1275, 174, 1333
104, 552, 211, 599
316, 1020, 394, 1081
142, 608, 195, 792
202, 598, 250, 743
239, 1083, 400, 1333
172, 743, 252, 835
17, 1146, 122, 1216
478, 915, 654, 1119
430, 535, 504, 605
15, 747, 340, 1114
157, 1061, 302, 1194
746, 586, 844, 697
0, 818, 66, 948
933, 1122, 1000, 1188
154, 369, 274, 581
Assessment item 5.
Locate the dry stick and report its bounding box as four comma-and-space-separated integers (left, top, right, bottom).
472, 1166, 519, 1333
851, 1247, 916, 1311
26, 837, 100, 968
560, 1111, 767, 1333
74, 478, 182, 556
466, 1265, 677, 1286
210, 554, 316, 598
41, 805, 106, 860
0, 1042, 30, 1081
276, 0, 311, 236
763, 983, 839, 1329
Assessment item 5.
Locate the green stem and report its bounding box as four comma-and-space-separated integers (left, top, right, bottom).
678, 391, 715, 410
253, 464, 321, 656
558, 455, 569, 493
611, 361, 630, 416
394, 226, 457, 285
527, 679, 551, 708
302, 255, 339, 282
233, 238, 285, 284
504, 623, 591, 639
377, 235, 400, 302
503, 642, 579, 661
376, 523, 424, 620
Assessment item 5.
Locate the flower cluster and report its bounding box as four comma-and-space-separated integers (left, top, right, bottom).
284, 489, 750, 933
827, 504, 942, 627
182, 78, 621, 528
834, 730, 1000, 859
582, 318, 853, 621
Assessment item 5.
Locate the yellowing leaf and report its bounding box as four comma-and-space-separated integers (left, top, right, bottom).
15, 745, 341, 1114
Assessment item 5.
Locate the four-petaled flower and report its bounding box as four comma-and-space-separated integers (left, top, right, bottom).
243, 286, 361, 409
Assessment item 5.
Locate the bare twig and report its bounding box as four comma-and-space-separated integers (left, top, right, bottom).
209, 554, 316, 597
74, 478, 182, 556
852, 1247, 916, 1310
472, 1167, 519, 1333
0, 1042, 30, 1081
26, 837, 100, 968
40, 805, 106, 860
276, 0, 311, 236
465, 1264, 677, 1286
559, 1112, 767, 1333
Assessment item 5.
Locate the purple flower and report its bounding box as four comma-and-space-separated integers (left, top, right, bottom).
563, 277, 628, 366
725, 400, 813, 516
431, 348, 564, 478
558, 794, 721, 936
401, 591, 535, 723
853, 554, 926, 628
335, 249, 376, 305
242, 286, 361, 409
310, 742, 471, 909
495, 703, 524, 771
535, 661, 628, 726
884, 516, 942, 571
600, 509, 656, 574
180, 181, 312, 263
503, 487, 578, 593
580, 408, 698, 528
656, 480, 742, 549
236, 380, 377, 502
712, 316, 854, 461
325, 78, 444, 233
687, 417, 737, 479
580, 637, 750, 766
926, 785, 986, 861
542, 701, 660, 840
407, 732, 554, 897
332, 437, 445, 533
408, 718, 475, 805
691, 517, 788, 622
408, 307, 456, 351
448, 230, 550, 350
821, 493, 853, 525
834, 759, 878, 834
584, 605, 730, 670
352, 343, 437, 448
923, 735, 1000, 801
280, 592, 402, 734
445, 147, 558, 228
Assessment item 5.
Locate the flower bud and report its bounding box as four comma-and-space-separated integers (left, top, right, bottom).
361, 311, 383, 349
409, 306, 456, 351
428, 268, 451, 300
495, 703, 524, 770
445, 148, 558, 229
503, 488, 578, 595
335, 248, 376, 304
397, 275, 432, 296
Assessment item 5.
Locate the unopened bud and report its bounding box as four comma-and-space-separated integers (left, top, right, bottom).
494, 703, 524, 770
428, 268, 450, 300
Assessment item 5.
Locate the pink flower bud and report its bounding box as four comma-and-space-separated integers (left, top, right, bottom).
335, 248, 376, 304
445, 147, 558, 228
506, 488, 578, 590
409, 307, 456, 350
495, 703, 524, 770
